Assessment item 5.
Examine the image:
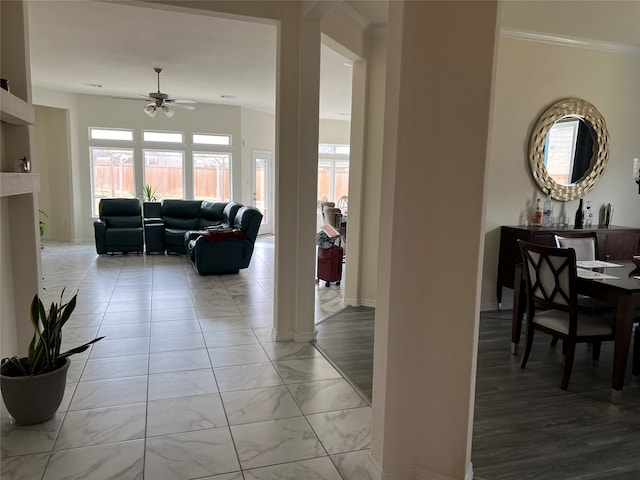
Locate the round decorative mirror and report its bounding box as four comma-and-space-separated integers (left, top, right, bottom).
528, 98, 609, 201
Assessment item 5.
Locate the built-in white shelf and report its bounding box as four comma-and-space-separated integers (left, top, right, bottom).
0, 172, 40, 197
0, 89, 35, 125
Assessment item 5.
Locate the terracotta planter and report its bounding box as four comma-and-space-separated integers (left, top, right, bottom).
1, 358, 70, 425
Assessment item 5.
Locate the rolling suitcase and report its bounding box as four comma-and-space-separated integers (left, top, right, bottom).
317, 245, 343, 286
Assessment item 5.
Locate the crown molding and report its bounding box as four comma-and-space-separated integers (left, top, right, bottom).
334, 2, 370, 32
500, 27, 640, 57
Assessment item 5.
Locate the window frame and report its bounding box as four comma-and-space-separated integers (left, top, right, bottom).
89, 145, 136, 216
142, 149, 186, 200
317, 144, 350, 203
192, 151, 232, 202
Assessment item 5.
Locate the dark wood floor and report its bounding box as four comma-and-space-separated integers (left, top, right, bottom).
313, 306, 375, 402
313, 307, 640, 479
474, 309, 640, 480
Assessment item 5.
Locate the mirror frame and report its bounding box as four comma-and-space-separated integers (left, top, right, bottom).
528, 98, 609, 201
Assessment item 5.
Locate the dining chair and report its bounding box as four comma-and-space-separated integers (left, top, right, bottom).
554, 232, 598, 262
556, 233, 639, 378
336, 196, 348, 209
554, 231, 613, 313
518, 240, 615, 390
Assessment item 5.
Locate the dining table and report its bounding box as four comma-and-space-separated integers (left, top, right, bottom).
511, 259, 640, 403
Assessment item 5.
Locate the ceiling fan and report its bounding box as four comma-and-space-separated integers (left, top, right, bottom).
114, 67, 197, 117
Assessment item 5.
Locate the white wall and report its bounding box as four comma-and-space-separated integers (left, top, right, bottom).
318, 118, 350, 145
240, 107, 276, 208
370, 2, 497, 476
481, 37, 640, 310
35, 106, 72, 241
0, 199, 18, 356
356, 35, 386, 308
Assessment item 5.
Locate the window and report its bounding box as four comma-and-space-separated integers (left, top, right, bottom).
143, 131, 184, 143
90, 147, 135, 215
317, 144, 350, 203
318, 144, 350, 155
318, 161, 332, 202
334, 161, 350, 200
144, 150, 184, 199
193, 133, 231, 146
193, 152, 231, 201
89, 128, 133, 141
89, 127, 234, 210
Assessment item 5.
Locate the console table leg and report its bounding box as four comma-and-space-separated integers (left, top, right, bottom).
611, 388, 622, 404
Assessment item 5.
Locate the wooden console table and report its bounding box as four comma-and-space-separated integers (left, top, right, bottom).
497, 225, 640, 306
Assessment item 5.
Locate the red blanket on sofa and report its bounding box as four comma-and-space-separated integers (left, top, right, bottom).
203, 229, 246, 244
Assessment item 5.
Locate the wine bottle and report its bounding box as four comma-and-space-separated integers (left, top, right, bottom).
543, 190, 553, 226
574, 198, 584, 229
533, 198, 543, 225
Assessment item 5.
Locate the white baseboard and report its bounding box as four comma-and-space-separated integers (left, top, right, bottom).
365, 454, 473, 480
344, 297, 376, 308
364, 454, 382, 479
269, 329, 316, 342
272, 328, 293, 342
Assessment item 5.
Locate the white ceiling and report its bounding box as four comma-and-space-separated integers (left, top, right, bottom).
27, 0, 388, 120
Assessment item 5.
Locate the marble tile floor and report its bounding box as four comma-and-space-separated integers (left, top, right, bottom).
2, 236, 372, 480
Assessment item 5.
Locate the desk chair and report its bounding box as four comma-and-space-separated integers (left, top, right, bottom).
519, 240, 614, 390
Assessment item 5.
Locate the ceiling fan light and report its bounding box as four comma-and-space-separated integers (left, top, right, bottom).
144, 104, 157, 117
162, 106, 174, 118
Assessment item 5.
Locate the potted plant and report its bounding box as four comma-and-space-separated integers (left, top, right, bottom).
38, 209, 48, 237
39, 209, 48, 250
142, 184, 161, 219
143, 184, 157, 202
0, 290, 104, 424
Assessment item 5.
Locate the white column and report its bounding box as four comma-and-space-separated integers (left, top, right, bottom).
368, 1, 498, 479
272, 4, 322, 342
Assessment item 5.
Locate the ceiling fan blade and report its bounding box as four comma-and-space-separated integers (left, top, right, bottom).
168, 103, 196, 110
112, 95, 153, 102
165, 99, 197, 104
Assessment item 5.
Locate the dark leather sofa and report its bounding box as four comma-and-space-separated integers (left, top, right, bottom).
94, 198, 144, 254
186, 206, 263, 275
143, 200, 241, 254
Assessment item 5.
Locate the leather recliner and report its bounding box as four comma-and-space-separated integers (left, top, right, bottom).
186, 206, 263, 275
144, 200, 242, 254
94, 198, 143, 254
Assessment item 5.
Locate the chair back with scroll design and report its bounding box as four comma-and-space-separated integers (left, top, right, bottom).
518, 240, 614, 390
336, 196, 348, 209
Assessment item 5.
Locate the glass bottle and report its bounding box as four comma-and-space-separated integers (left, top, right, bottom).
574, 198, 584, 229
584, 201, 593, 228
533, 198, 543, 225
543, 190, 553, 226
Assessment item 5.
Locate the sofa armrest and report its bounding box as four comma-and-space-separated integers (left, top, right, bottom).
191, 235, 248, 275
93, 220, 107, 254
184, 230, 207, 243
144, 217, 164, 226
